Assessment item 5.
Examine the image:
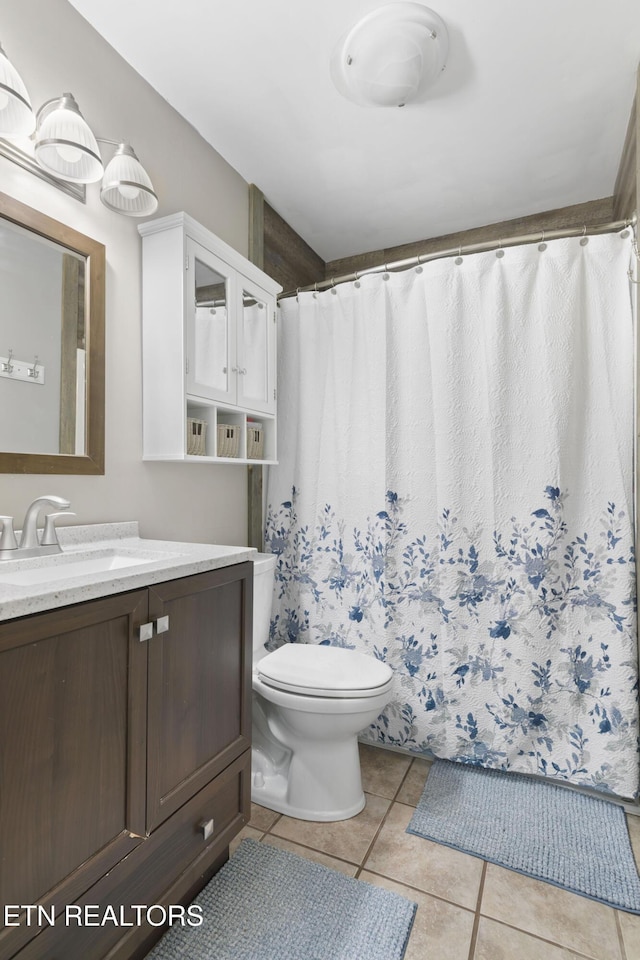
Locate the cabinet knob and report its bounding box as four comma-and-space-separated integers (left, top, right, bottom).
199, 818, 215, 840
156, 616, 170, 634
139, 622, 153, 642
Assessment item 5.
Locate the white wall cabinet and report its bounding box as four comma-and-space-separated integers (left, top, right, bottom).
139, 213, 281, 463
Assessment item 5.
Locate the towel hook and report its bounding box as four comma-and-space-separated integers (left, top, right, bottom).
2, 348, 13, 374
28, 355, 40, 379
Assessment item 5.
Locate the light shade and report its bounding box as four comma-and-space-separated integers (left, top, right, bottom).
35, 93, 103, 183
331, 2, 449, 107
0, 42, 35, 137
100, 142, 158, 217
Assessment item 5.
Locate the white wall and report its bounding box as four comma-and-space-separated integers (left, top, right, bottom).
0, 0, 252, 545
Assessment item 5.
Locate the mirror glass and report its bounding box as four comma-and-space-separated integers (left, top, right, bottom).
0, 192, 105, 474
0, 220, 86, 455
194, 258, 229, 394
241, 288, 268, 403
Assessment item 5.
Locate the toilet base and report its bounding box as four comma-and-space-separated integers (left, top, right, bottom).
251, 766, 366, 821
250, 730, 367, 822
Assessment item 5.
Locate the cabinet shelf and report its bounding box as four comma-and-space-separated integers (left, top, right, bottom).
139, 213, 282, 464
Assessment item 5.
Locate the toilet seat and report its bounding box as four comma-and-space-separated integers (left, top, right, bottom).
257, 644, 393, 698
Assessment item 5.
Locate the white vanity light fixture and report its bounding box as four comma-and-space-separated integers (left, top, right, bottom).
0, 40, 157, 212
99, 141, 158, 217
0, 42, 35, 137
330, 1, 449, 107
34, 93, 103, 183
30, 92, 157, 215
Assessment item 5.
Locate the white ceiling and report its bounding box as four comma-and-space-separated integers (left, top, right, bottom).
67, 0, 640, 262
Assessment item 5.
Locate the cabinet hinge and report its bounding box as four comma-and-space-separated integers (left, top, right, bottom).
273, 388, 277, 400
185, 256, 189, 270
273, 311, 276, 324
185, 358, 190, 375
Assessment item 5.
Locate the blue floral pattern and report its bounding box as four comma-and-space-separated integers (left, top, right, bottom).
265, 485, 639, 798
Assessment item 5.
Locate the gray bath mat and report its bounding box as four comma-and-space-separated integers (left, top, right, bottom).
407, 759, 640, 913
145, 838, 416, 959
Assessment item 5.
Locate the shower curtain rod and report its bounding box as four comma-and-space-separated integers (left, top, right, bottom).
279, 216, 637, 300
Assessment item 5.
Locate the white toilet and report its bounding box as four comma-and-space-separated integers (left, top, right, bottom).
251, 553, 393, 821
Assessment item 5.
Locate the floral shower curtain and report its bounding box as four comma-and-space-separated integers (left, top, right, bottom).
265, 231, 639, 799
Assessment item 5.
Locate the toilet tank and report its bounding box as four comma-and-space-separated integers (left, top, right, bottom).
252, 552, 276, 662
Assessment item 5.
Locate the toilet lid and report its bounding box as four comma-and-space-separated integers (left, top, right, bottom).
257, 644, 393, 698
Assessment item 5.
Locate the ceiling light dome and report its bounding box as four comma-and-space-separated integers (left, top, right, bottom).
331, 2, 448, 107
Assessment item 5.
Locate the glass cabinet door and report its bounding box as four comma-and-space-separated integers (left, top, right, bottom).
238, 279, 276, 415
186, 238, 236, 403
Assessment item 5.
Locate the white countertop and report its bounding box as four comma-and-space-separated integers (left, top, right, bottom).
0, 522, 256, 622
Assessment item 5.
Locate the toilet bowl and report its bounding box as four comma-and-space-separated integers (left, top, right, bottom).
251, 553, 393, 821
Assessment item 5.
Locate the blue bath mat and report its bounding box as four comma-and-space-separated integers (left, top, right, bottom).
407, 759, 640, 913
145, 838, 416, 959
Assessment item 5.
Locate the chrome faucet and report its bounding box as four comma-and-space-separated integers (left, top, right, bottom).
20, 495, 71, 550
0, 495, 74, 561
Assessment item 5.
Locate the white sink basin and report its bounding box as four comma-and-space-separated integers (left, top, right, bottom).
0, 548, 177, 586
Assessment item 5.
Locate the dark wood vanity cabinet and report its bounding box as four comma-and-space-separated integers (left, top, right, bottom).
0, 562, 252, 960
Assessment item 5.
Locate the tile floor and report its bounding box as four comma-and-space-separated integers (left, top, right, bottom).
230, 744, 640, 960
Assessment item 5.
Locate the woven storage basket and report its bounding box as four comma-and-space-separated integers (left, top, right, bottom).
247, 424, 264, 460
217, 423, 239, 458
186, 417, 207, 456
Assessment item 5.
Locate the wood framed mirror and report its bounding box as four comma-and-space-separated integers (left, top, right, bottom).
0, 191, 105, 474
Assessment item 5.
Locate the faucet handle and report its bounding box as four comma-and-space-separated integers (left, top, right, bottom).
41, 511, 76, 546
0, 516, 17, 551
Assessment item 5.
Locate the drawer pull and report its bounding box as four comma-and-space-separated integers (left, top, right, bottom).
199, 818, 215, 840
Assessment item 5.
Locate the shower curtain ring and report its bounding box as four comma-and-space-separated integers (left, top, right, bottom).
580, 224, 589, 247
496, 239, 505, 259
455, 246, 463, 266
354, 271, 361, 288
538, 230, 547, 252
383, 263, 390, 280
296, 287, 300, 302
330, 278, 337, 295
313, 282, 318, 299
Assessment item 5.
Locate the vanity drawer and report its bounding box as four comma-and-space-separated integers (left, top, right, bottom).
14, 750, 251, 960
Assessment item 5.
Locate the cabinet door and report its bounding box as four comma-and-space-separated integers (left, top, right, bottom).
146, 563, 252, 831
0, 591, 148, 960
186, 237, 237, 403
238, 278, 277, 415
